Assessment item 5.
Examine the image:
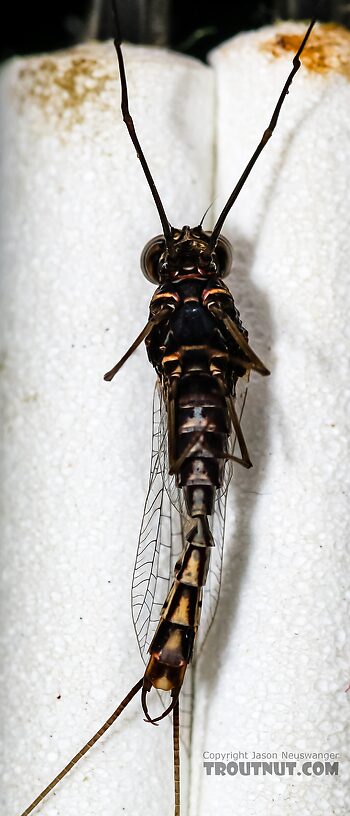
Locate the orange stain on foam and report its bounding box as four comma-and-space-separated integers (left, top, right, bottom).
14, 44, 114, 129
261, 23, 350, 78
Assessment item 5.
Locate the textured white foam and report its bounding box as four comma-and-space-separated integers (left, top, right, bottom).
1, 23, 349, 816
191, 23, 350, 816
0, 41, 213, 816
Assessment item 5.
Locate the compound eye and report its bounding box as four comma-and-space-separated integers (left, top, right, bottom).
215, 235, 232, 278
140, 235, 165, 283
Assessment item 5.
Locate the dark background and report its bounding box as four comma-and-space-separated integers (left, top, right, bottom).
0, 0, 346, 63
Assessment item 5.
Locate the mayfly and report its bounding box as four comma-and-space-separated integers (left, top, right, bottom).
18, 5, 319, 816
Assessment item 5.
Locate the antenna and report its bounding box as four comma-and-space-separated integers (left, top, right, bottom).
209, 12, 318, 247
111, 0, 172, 242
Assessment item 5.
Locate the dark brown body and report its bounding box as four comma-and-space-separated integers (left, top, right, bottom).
106, 222, 268, 720
143, 262, 251, 695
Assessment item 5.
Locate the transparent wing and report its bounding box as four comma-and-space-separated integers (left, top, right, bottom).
131, 382, 186, 662
131, 374, 249, 748
194, 375, 249, 659
132, 375, 249, 661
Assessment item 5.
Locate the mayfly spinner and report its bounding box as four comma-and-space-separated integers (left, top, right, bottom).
19, 4, 319, 816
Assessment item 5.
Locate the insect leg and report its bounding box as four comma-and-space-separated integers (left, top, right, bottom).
167, 390, 177, 466
104, 307, 171, 380
208, 304, 270, 376
168, 430, 205, 475
167, 385, 208, 475
18, 677, 143, 816
226, 394, 252, 468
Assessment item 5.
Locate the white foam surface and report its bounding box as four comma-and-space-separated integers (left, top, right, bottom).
190, 23, 350, 816
1, 23, 349, 816
0, 41, 213, 816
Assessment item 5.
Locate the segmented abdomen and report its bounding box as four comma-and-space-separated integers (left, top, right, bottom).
176, 371, 229, 517
144, 277, 245, 694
